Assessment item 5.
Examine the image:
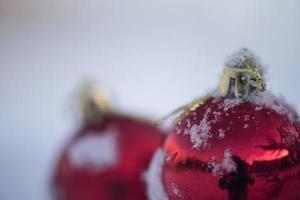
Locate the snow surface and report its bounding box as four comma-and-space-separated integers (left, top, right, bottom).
171, 182, 183, 198
68, 126, 119, 171
210, 149, 237, 177
248, 91, 299, 122
221, 98, 242, 111
145, 149, 169, 200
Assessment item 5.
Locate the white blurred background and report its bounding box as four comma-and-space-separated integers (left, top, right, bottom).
0, 0, 299, 199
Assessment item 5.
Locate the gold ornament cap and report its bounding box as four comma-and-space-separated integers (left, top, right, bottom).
76, 80, 112, 124
219, 48, 266, 100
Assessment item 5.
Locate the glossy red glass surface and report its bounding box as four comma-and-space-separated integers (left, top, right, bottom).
163, 97, 300, 200
53, 115, 164, 200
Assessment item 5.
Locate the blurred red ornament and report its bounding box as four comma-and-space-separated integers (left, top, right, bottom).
148, 49, 300, 200
52, 82, 164, 200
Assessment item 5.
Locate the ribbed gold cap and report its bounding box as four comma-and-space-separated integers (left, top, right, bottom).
219, 48, 266, 100
77, 81, 111, 123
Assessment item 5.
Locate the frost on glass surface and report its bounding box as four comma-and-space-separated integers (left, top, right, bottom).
182, 90, 299, 150
185, 107, 213, 149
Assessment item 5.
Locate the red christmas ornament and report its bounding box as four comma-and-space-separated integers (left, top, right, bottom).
147, 49, 300, 200
52, 83, 164, 200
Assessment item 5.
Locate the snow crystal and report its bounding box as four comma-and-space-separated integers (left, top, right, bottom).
224, 48, 265, 72
176, 127, 181, 135
244, 115, 250, 121
186, 119, 192, 128
210, 149, 237, 177
145, 149, 169, 200
255, 106, 263, 111
243, 124, 249, 129
171, 182, 183, 198
68, 126, 119, 171
217, 129, 225, 140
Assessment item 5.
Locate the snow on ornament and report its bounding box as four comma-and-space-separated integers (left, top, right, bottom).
52, 82, 165, 200
147, 48, 300, 200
